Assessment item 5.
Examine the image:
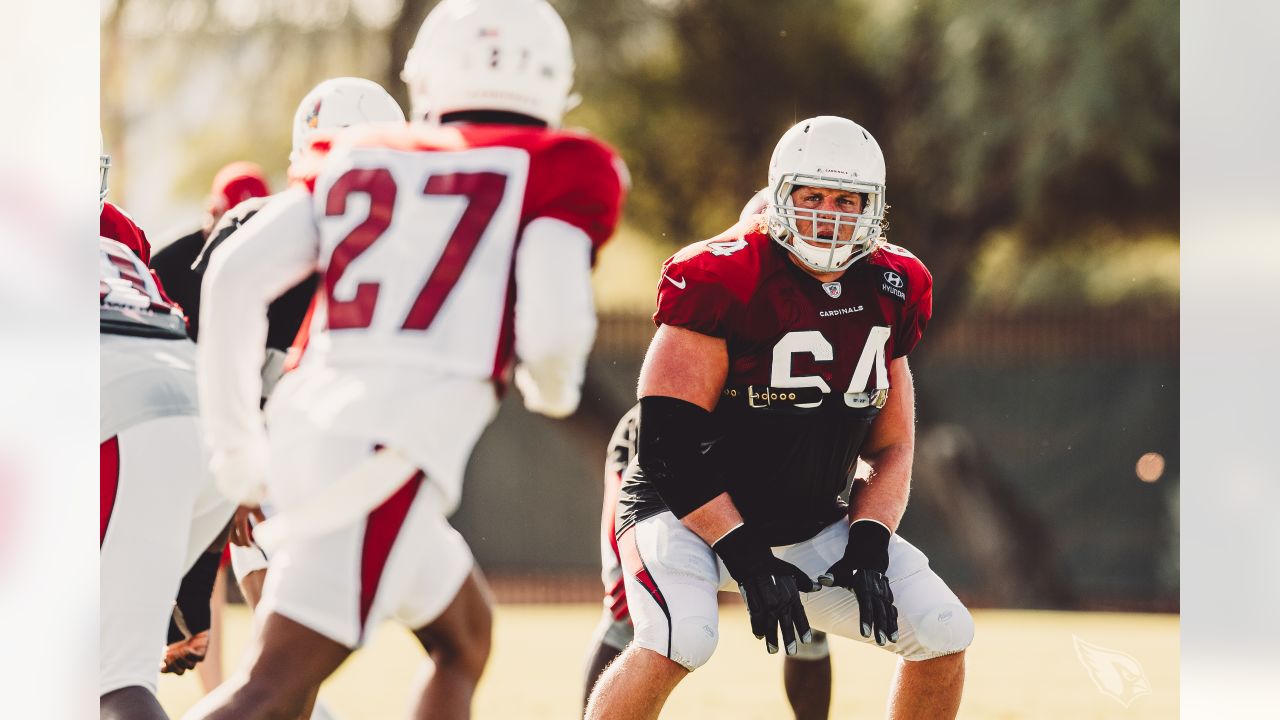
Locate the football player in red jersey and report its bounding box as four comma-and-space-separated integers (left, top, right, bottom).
98, 132, 152, 265
98, 131, 191, 324
583, 187, 836, 720
185, 1, 626, 718
586, 117, 973, 719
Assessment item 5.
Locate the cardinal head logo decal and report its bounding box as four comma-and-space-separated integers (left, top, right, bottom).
1073, 635, 1152, 708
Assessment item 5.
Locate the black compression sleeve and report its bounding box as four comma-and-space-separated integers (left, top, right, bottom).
167, 548, 222, 643
638, 395, 724, 518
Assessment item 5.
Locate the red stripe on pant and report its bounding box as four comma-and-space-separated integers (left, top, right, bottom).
618, 526, 672, 656
618, 527, 669, 614
359, 468, 426, 633
100, 436, 120, 545
603, 470, 629, 620
606, 576, 630, 621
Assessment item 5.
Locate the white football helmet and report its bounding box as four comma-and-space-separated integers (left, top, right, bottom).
290, 77, 406, 162
766, 116, 886, 273
99, 130, 111, 212
401, 0, 576, 127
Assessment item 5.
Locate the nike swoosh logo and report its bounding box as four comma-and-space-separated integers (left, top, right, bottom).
665, 274, 687, 289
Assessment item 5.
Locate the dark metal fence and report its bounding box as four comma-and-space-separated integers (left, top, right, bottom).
457, 307, 1179, 610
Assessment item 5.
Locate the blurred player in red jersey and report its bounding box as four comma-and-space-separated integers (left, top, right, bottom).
99, 199, 151, 265
99, 132, 152, 264
185, 1, 626, 718
98, 131, 232, 694
99, 130, 178, 305
99, 237, 235, 720
98, 131, 191, 331
586, 117, 973, 720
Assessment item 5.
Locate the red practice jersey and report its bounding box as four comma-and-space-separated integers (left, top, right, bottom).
100, 202, 152, 266
287, 122, 626, 381
655, 230, 932, 380
100, 201, 186, 319
619, 230, 933, 545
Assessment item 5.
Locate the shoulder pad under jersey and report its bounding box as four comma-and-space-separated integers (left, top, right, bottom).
100, 237, 187, 339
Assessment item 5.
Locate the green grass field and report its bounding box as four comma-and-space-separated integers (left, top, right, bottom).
160, 604, 1177, 719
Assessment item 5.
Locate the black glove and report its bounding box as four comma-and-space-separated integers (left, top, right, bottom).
817, 520, 898, 646
713, 525, 820, 656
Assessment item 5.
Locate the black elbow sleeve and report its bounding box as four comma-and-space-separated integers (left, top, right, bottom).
167, 548, 222, 643
637, 395, 724, 518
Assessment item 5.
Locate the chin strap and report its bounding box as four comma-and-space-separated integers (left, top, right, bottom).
792, 236, 856, 270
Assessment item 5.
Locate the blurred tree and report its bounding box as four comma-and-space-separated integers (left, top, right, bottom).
495, 0, 1176, 306
867, 0, 1179, 305
105, 0, 1177, 304
385, 0, 429, 112
99, 0, 1178, 609
102, 0, 401, 217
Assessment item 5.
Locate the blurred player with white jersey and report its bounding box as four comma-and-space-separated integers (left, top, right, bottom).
185, 1, 626, 718
189, 76, 409, 608
100, 237, 235, 720
198, 76, 405, 720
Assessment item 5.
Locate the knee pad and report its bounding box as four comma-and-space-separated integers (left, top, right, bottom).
668, 616, 719, 671
908, 602, 974, 660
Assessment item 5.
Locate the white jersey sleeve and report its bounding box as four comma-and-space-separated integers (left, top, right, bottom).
512, 217, 597, 418
197, 187, 319, 503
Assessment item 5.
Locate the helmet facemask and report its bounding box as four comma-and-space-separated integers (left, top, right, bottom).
767, 172, 885, 274
99, 154, 110, 211
99, 132, 111, 212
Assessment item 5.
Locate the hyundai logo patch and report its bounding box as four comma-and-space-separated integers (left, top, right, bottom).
879, 270, 907, 301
